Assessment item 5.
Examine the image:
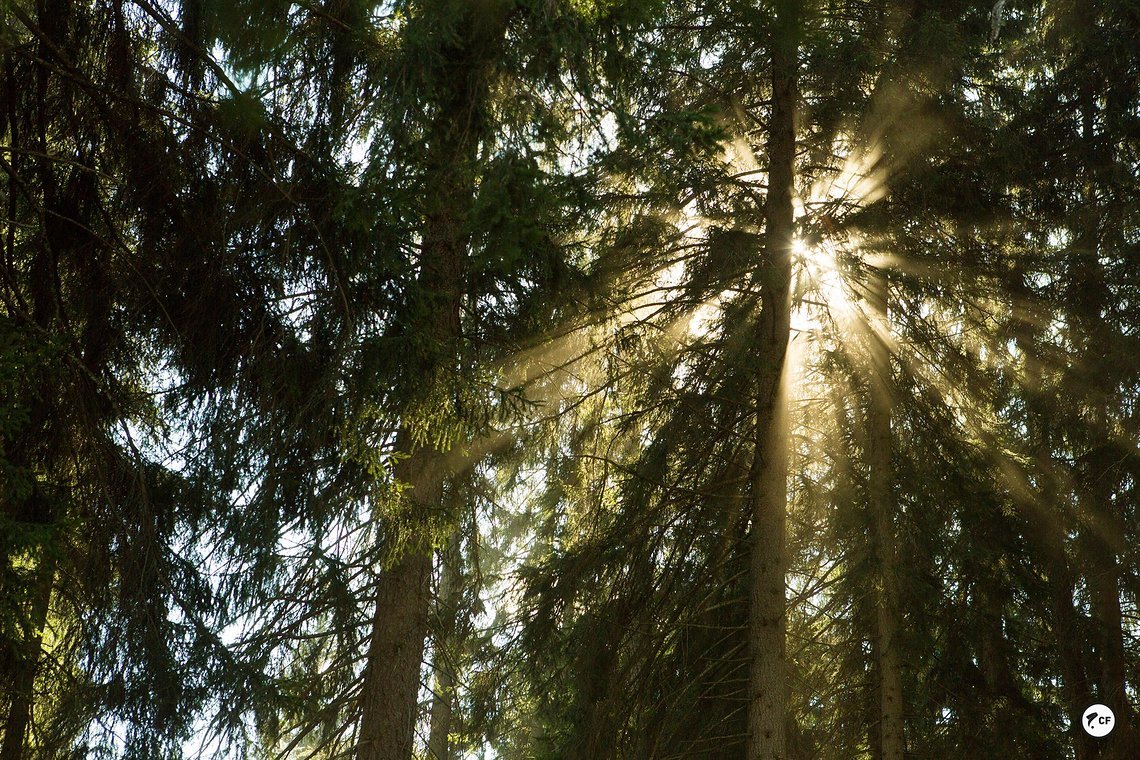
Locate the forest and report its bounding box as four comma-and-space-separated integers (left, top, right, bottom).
1, 0, 1138, 758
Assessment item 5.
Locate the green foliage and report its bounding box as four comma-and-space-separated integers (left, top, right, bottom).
1, 0, 1138, 758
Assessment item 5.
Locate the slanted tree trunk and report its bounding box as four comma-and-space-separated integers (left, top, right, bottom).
746, 2, 797, 757
865, 269, 905, 760
355, 4, 512, 759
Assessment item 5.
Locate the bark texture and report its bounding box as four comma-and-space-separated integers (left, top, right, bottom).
355, 4, 512, 759
1012, 272, 1095, 760
0, 559, 52, 760
865, 270, 905, 760
1072, 86, 1135, 760
746, 2, 797, 757
356, 446, 445, 760
427, 528, 463, 760
1024, 484, 1093, 760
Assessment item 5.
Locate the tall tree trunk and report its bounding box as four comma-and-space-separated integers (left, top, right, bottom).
1012, 272, 1095, 760
1081, 463, 1134, 759
865, 270, 905, 760
427, 528, 463, 760
1072, 86, 1135, 760
746, 2, 797, 757
357, 444, 446, 760
355, 5, 512, 759
1, 630, 36, 760
1075, 131, 1135, 754
1, 557, 53, 760
1023, 481, 1093, 759
1092, 561, 1134, 760
1046, 551, 1093, 759
426, 654, 455, 760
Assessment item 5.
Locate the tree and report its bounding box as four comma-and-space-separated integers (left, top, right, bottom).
747, 0, 797, 755
3, 0, 1139, 757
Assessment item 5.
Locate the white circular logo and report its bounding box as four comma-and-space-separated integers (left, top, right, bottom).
1082, 704, 1115, 737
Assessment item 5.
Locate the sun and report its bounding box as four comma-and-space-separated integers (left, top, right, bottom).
788, 139, 890, 336
791, 235, 855, 334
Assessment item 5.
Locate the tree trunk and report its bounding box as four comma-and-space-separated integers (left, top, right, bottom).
1074, 151, 1134, 750
1071, 431, 1132, 759
357, 443, 444, 760
426, 638, 456, 760
746, 2, 797, 757
1012, 271, 1096, 760
1023, 486, 1093, 760
1, 633, 36, 760
1091, 560, 1134, 760
355, 4, 511, 759
1, 557, 53, 760
427, 528, 463, 760
865, 270, 905, 760
1072, 86, 1135, 760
